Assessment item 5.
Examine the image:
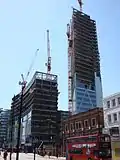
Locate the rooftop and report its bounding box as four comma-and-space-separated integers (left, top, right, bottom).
104, 92, 120, 101
25, 71, 58, 93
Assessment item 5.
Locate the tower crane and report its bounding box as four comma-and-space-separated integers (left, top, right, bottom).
45, 29, 51, 74
16, 49, 39, 160
78, 0, 83, 12
19, 48, 39, 89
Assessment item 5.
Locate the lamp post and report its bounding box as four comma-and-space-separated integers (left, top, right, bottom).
10, 101, 14, 160
33, 137, 38, 160
62, 131, 64, 157
98, 108, 101, 134
16, 85, 25, 160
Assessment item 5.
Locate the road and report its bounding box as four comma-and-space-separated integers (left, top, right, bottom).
0, 153, 66, 160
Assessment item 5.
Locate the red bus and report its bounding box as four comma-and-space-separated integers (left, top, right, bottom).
66, 134, 112, 160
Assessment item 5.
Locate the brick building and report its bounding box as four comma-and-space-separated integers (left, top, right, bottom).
61, 108, 104, 155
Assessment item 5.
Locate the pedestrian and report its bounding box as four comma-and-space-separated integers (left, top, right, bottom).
3, 150, 8, 160
56, 153, 58, 158
49, 151, 51, 158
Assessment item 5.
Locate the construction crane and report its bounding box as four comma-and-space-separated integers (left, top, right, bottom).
19, 48, 39, 89
45, 29, 51, 74
78, 0, 83, 12
16, 49, 39, 160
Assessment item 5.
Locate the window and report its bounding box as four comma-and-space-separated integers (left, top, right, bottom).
65, 125, 68, 132
84, 120, 88, 128
91, 118, 96, 126
75, 122, 78, 130
78, 121, 82, 128
110, 127, 119, 136
100, 136, 110, 142
70, 123, 73, 131
107, 101, 110, 108
69, 149, 83, 154
118, 97, 120, 105
112, 99, 116, 107
108, 115, 111, 123
113, 113, 117, 122
119, 112, 120, 120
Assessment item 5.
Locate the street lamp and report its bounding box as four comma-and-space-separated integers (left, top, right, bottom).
16, 84, 25, 160
32, 137, 38, 160
10, 102, 14, 160
62, 131, 64, 157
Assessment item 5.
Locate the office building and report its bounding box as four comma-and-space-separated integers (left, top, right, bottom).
57, 110, 69, 121
0, 109, 10, 147
57, 110, 69, 155
10, 71, 58, 153
67, 7, 103, 114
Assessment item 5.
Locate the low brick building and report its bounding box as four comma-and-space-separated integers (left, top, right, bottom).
61, 108, 104, 155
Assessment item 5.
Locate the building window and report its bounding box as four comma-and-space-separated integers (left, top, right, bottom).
75, 122, 78, 130
91, 118, 96, 126
65, 125, 68, 132
78, 121, 82, 129
118, 97, 120, 105
112, 99, 116, 107
107, 101, 110, 108
108, 114, 111, 123
119, 112, 120, 120
113, 113, 117, 122
70, 123, 73, 131
110, 127, 119, 136
84, 120, 88, 128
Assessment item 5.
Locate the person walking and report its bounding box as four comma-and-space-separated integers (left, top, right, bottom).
48, 151, 51, 158
3, 150, 8, 160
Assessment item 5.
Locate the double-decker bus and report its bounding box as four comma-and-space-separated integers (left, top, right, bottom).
66, 134, 112, 160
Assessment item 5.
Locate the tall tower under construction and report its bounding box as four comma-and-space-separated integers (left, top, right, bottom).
67, 2, 103, 115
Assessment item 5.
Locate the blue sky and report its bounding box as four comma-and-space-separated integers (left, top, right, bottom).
0, 0, 120, 110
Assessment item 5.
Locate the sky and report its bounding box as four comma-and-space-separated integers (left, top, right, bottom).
0, 0, 120, 110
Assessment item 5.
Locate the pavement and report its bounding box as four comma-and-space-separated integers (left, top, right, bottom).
0, 152, 66, 160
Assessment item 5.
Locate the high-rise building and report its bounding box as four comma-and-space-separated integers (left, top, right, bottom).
10, 71, 58, 153
67, 7, 103, 114
57, 110, 69, 156
57, 110, 69, 121
0, 109, 10, 147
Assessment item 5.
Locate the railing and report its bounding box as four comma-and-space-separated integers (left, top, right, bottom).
25, 71, 57, 94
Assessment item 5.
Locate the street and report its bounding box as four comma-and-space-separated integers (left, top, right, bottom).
0, 153, 66, 160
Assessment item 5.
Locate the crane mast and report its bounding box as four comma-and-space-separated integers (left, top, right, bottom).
46, 29, 51, 74
78, 0, 83, 12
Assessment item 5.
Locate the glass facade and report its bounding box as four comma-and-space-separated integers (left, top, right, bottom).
72, 79, 97, 114
76, 87, 96, 113
13, 110, 32, 146
21, 110, 31, 145
0, 109, 10, 147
